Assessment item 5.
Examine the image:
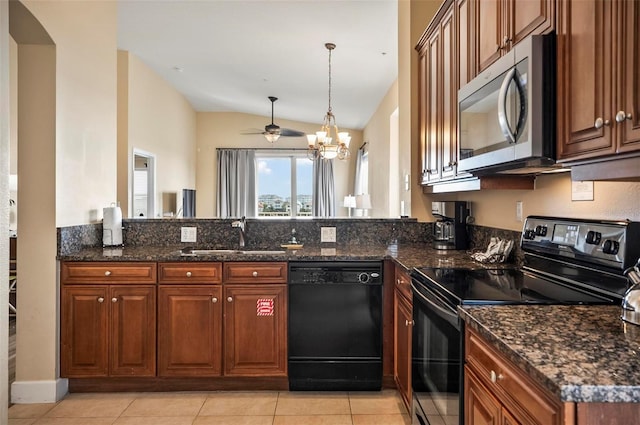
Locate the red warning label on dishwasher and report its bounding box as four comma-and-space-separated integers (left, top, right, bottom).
257, 299, 274, 316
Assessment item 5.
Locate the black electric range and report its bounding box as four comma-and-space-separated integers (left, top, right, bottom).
410, 216, 640, 425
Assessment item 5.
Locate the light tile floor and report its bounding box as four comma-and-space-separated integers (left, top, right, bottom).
9, 390, 411, 425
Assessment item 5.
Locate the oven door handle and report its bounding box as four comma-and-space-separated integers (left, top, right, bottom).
410, 281, 459, 325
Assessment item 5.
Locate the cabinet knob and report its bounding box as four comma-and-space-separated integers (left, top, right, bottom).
104, 270, 112, 276
186, 271, 192, 277
227, 297, 233, 302
405, 319, 414, 326
490, 370, 504, 383
97, 297, 104, 303
212, 297, 218, 303
252, 271, 258, 277
111, 297, 118, 303
616, 111, 633, 123
594, 117, 610, 129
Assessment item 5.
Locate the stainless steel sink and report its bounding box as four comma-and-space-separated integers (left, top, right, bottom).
239, 250, 286, 255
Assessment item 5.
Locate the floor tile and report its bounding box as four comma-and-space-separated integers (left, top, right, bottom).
194, 416, 275, 425
45, 396, 134, 418
9, 419, 37, 425
352, 414, 411, 425
113, 417, 195, 425
120, 394, 206, 417
275, 392, 350, 416
9, 403, 56, 419
273, 415, 353, 425
33, 419, 116, 425
199, 392, 278, 416
348, 391, 405, 415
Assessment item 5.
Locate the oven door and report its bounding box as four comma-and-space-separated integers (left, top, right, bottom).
411, 279, 462, 425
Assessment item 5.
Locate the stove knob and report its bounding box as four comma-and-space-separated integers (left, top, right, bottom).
535, 225, 547, 236
523, 229, 536, 240
358, 273, 371, 284
603, 240, 620, 255
586, 231, 602, 245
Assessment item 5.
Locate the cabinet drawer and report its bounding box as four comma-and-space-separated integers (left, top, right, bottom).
223, 262, 287, 284
466, 327, 562, 425
395, 266, 412, 301
158, 262, 222, 284
61, 262, 157, 284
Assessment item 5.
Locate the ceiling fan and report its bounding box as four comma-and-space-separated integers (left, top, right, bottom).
244, 96, 305, 143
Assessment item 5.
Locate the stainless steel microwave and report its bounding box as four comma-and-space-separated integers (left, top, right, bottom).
457, 34, 556, 175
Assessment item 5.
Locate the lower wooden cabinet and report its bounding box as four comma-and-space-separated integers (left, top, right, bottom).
394, 266, 413, 413
158, 286, 223, 376
223, 284, 287, 376
61, 285, 156, 377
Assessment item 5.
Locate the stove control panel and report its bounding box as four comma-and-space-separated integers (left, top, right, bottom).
522, 216, 640, 270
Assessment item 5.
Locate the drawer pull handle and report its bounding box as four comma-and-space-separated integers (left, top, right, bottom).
97, 297, 104, 303
252, 271, 258, 277
490, 370, 504, 383
212, 297, 218, 303
104, 270, 112, 276
111, 297, 118, 303
227, 297, 233, 302
186, 271, 192, 277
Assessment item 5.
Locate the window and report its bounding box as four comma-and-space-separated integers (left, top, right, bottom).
256, 152, 313, 217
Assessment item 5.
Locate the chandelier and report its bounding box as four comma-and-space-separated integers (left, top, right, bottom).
307, 43, 351, 161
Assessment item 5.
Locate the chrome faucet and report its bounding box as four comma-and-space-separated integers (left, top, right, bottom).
231, 216, 246, 248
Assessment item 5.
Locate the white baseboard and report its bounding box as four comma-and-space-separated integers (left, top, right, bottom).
11, 378, 68, 404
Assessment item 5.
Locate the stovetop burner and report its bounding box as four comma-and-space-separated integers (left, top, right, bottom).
412, 267, 616, 306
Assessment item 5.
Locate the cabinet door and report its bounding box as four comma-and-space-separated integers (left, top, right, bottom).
110, 286, 156, 376
458, 0, 473, 85
507, 0, 555, 46
158, 286, 223, 376
394, 289, 412, 412
441, 4, 458, 180
475, 0, 503, 74
557, 0, 615, 160
419, 49, 429, 184
61, 286, 109, 377
424, 29, 442, 183
619, 0, 640, 153
224, 285, 287, 376
465, 366, 501, 425
501, 408, 521, 425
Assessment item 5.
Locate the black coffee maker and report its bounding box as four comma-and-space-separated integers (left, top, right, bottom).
432, 201, 470, 250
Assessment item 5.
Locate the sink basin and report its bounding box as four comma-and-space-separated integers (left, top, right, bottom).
179, 248, 286, 256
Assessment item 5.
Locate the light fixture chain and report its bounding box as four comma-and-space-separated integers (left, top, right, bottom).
327, 46, 332, 113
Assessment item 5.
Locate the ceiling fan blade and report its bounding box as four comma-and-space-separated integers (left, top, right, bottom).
280, 128, 306, 137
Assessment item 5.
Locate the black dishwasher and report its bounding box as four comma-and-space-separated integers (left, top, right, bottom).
288, 261, 383, 391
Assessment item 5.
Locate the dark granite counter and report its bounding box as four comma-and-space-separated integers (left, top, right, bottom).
58, 243, 515, 272
460, 305, 640, 403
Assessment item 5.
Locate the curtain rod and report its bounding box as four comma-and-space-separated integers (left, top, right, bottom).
217, 147, 308, 152
359, 141, 368, 150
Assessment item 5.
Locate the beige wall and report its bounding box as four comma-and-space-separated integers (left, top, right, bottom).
196, 112, 361, 218
1, 0, 10, 415
117, 51, 197, 218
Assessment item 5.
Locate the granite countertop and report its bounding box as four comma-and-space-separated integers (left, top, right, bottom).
460, 305, 640, 403
58, 243, 514, 271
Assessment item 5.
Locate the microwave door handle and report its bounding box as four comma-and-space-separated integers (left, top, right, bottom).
513, 69, 528, 142
498, 67, 518, 144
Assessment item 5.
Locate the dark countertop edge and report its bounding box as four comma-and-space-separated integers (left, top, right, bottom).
459, 307, 640, 403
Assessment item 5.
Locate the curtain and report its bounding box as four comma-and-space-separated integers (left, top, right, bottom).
354, 147, 364, 195
312, 158, 335, 217
216, 149, 256, 218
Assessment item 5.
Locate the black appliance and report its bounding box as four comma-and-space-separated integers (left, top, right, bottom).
432, 201, 470, 250
288, 261, 383, 391
410, 216, 640, 425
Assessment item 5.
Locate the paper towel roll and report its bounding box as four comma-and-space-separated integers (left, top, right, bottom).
103, 205, 123, 246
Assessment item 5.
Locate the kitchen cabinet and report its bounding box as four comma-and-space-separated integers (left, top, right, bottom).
61, 262, 157, 378
223, 262, 287, 377
474, 0, 555, 75
557, 0, 640, 163
157, 262, 223, 376
418, 1, 458, 185
393, 265, 412, 413
465, 326, 564, 425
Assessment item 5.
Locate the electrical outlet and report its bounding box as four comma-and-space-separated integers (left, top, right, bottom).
181, 227, 197, 243
516, 201, 523, 222
321, 227, 337, 243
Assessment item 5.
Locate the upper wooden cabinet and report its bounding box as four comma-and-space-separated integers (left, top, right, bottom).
474, 0, 555, 75
557, 0, 640, 162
